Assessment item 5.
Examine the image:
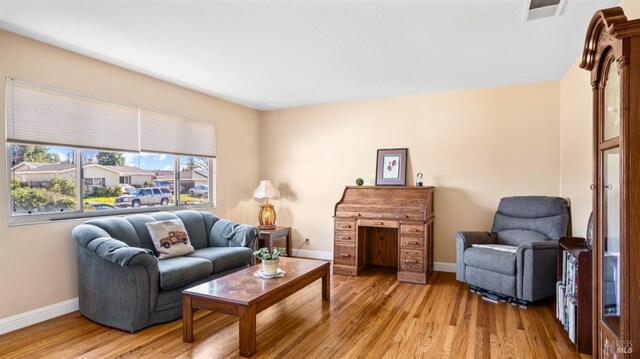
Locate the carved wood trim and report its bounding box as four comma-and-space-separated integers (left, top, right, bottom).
581, 7, 627, 71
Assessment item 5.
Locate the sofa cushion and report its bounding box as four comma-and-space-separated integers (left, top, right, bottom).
84, 217, 141, 247
157, 256, 212, 290
188, 247, 254, 273
464, 247, 516, 275
125, 214, 161, 255
146, 219, 195, 259
174, 211, 210, 249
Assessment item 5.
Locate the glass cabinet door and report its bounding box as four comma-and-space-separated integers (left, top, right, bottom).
600, 57, 622, 336
602, 147, 620, 334
604, 61, 620, 140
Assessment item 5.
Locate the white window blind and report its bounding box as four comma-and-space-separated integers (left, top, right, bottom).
5, 79, 139, 152
140, 109, 216, 157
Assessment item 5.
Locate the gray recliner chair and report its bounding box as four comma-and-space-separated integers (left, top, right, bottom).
456, 196, 569, 303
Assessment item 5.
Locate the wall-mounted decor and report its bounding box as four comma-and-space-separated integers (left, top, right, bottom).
375, 148, 407, 186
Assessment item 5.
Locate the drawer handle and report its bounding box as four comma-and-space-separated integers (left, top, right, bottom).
373, 221, 384, 225
376, 214, 384, 218
396, 215, 408, 219
408, 241, 419, 245
340, 225, 352, 229
403, 259, 418, 264
342, 236, 352, 240
356, 213, 361, 217
340, 253, 351, 258
409, 229, 421, 233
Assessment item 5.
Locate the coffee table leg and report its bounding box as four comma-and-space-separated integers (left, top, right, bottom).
183, 295, 193, 343
238, 305, 257, 357
322, 265, 330, 301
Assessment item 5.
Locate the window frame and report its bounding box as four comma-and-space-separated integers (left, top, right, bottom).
7, 145, 216, 225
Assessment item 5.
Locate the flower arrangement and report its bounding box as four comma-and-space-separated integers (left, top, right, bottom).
254, 247, 286, 276
253, 247, 286, 261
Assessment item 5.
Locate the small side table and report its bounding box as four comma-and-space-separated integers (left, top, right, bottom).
257, 227, 291, 256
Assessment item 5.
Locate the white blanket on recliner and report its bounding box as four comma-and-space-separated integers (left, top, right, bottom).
471, 244, 518, 255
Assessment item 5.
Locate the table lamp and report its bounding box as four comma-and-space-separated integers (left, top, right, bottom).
253, 180, 280, 229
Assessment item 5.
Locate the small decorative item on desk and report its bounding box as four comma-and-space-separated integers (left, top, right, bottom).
253, 247, 287, 278
415, 173, 423, 187
355, 178, 364, 186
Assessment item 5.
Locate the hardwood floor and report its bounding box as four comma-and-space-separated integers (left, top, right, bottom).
0, 267, 589, 358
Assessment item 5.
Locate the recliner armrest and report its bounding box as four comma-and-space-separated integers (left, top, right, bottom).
517, 240, 558, 251
456, 231, 497, 249
455, 231, 496, 282
516, 240, 559, 301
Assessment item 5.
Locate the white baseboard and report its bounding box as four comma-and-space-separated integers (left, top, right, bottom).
292, 249, 456, 274
0, 298, 79, 335
292, 249, 333, 260
434, 262, 456, 273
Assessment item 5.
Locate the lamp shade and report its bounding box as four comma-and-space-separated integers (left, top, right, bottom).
253, 180, 280, 199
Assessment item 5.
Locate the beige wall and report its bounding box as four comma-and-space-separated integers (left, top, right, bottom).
0, 30, 261, 319
558, 0, 640, 236
261, 82, 562, 263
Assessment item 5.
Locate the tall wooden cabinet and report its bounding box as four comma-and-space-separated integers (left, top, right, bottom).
580, 7, 640, 358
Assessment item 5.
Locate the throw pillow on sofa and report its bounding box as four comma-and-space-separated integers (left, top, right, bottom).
145, 219, 195, 259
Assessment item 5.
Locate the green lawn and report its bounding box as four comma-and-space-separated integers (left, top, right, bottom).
84, 196, 117, 205
83, 194, 207, 208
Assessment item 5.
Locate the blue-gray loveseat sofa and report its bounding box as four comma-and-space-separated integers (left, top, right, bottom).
72, 210, 258, 332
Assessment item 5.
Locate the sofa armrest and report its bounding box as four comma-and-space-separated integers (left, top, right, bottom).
455, 231, 496, 282
73, 224, 160, 332
211, 220, 259, 248
87, 237, 157, 269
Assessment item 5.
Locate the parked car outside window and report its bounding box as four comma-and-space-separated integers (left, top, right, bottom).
114, 187, 172, 208
119, 183, 135, 194
189, 184, 209, 198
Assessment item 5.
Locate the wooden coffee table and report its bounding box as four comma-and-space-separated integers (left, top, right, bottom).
182, 257, 330, 357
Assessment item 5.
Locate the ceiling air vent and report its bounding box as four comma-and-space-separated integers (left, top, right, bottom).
524, 0, 566, 21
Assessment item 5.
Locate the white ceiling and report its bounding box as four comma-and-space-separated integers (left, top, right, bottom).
0, 0, 619, 110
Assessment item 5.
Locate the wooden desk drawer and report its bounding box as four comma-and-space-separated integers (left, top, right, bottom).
334, 244, 356, 266
337, 212, 423, 221
400, 236, 424, 249
401, 224, 425, 235
335, 231, 356, 242
357, 219, 398, 228
335, 220, 356, 231
393, 213, 424, 221
400, 249, 424, 273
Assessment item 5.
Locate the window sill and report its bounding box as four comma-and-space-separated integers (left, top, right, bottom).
7, 201, 216, 226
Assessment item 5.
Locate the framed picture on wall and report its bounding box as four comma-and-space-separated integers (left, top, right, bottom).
375, 148, 408, 186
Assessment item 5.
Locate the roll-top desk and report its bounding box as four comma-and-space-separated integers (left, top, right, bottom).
332, 186, 434, 284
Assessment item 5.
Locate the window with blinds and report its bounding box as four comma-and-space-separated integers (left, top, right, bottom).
5, 78, 217, 223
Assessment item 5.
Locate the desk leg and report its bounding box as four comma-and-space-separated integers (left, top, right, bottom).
238, 305, 257, 357
182, 295, 193, 343
322, 265, 330, 301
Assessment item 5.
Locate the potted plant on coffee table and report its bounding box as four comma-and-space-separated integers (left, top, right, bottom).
253, 247, 286, 276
